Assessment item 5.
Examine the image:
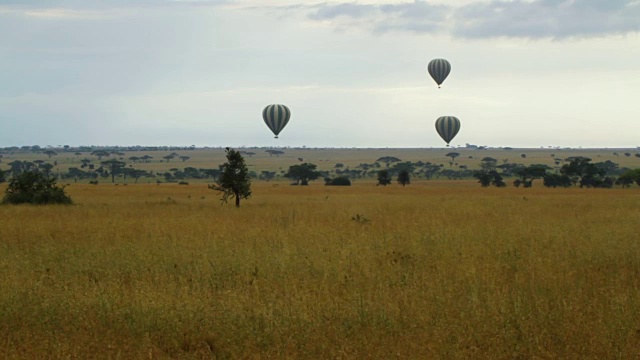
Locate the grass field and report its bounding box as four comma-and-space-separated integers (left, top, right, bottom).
1, 181, 640, 359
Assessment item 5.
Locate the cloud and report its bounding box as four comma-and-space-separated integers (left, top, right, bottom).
0, 0, 228, 19
308, 2, 448, 33
454, 0, 640, 38
304, 0, 640, 39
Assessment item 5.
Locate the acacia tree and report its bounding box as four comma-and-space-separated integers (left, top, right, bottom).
617, 169, 640, 187
376, 156, 401, 168
480, 157, 498, 172
91, 150, 110, 160
445, 152, 460, 162
474, 170, 506, 187
561, 157, 608, 188
513, 164, 549, 188
209, 147, 251, 207
377, 169, 392, 186
285, 163, 321, 185
101, 159, 126, 183
397, 170, 410, 187
423, 162, 442, 179
43, 149, 57, 158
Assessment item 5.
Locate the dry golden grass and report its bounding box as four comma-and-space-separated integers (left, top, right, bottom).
1, 181, 640, 359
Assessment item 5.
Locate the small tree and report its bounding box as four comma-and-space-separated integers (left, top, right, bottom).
561, 157, 607, 188
543, 174, 573, 188
325, 176, 351, 186
91, 150, 110, 160
377, 169, 392, 186
617, 169, 640, 187
0, 169, 6, 183
513, 164, 549, 188
44, 149, 58, 158
285, 163, 321, 185
423, 163, 442, 179
445, 152, 460, 162
480, 157, 498, 172
101, 159, 126, 183
474, 170, 505, 187
397, 170, 410, 187
2, 171, 72, 205
376, 156, 402, 168
474, 171, 492, 187
208, 148, 251, 207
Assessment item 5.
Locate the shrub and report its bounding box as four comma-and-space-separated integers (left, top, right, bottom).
2, 171, 73, 205
543, 174, 573, 188
325, 176, 351, 186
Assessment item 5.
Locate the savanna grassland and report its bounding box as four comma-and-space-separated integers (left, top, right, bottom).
2, 146, 640, 181
2, 180, 640, 359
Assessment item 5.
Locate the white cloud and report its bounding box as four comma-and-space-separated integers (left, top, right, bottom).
20, 8, 128, 19
302, 0, 640, 39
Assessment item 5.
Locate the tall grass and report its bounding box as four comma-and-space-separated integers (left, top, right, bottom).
1, 182, 639, 358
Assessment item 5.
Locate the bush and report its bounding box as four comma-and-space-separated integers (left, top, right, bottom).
543, 174, 573, 188
325, 176, 351, 186
2, 171, 73, 205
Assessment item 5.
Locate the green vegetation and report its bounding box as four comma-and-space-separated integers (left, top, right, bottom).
376, 169, 392, 186
285, 163, 321, 185
324, 176, 351, 186
473, 170, 506, 187
2, 146, 640, 187
397, 169, 410, 186
2, 171, 72, 205
208, 148, 251, 207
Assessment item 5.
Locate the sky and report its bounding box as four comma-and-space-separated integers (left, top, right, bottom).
1, 0, 639, 148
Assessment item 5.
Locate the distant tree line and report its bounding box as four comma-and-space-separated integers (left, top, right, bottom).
474, 156, 640, 188
3, 148, 640, 189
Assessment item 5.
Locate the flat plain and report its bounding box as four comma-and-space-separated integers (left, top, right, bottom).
2, 146, 640, 180
1, 148, 640, 359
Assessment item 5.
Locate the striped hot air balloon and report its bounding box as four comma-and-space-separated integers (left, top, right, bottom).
435, 116, 460, 147
427, 59, 451, 88
262, 104, 291, 139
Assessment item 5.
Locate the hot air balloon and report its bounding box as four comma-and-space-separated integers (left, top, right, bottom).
427, 59, 451, 88
262, 104, 291, 138
435, 116, 460, 147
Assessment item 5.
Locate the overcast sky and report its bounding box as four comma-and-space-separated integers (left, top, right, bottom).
1, 0, 639, 148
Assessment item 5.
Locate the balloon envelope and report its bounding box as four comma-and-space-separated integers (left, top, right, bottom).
428, 59, 451, 88
262, 104, 291, 138
435, 116, 460, 146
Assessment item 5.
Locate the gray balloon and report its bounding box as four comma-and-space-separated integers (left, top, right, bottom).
435, 116, 460, 146
428, 59, 451, 88
262, 104, 291, 138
